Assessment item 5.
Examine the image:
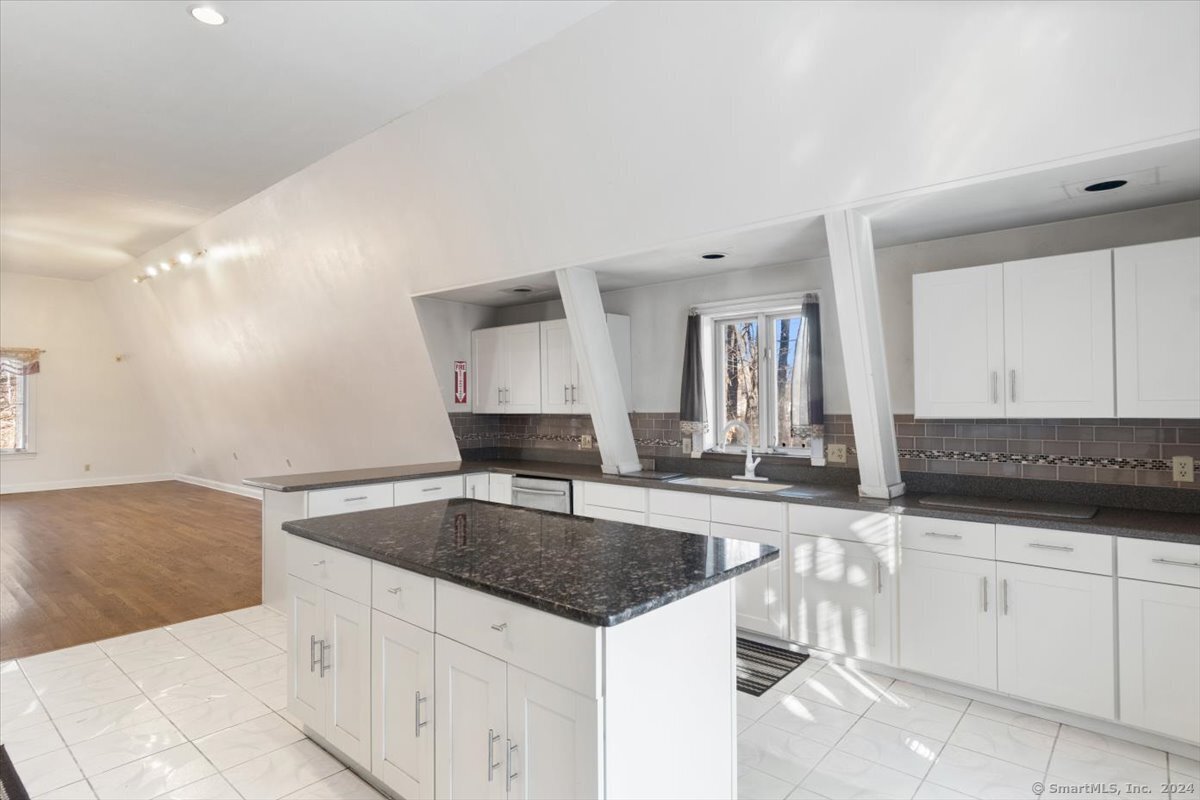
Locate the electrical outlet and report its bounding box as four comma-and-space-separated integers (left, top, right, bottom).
1173, 455, 1194, 482
827, 444, 848, 463
579, 434, 593, 450
681, 436, 692, 454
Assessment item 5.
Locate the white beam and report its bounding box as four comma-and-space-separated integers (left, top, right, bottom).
825, 210, 905, 499
555, 267, 642, 475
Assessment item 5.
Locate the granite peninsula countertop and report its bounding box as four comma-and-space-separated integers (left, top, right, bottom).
250, 458, 1200, 544
282, 499, 778, 627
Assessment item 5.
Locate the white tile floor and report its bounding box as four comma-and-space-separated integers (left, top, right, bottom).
3, 608, 1197, 800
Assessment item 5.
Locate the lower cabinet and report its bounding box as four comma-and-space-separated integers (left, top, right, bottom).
996, 562, 1114, 718
286, 575, 372, 766
791, 533, 893, 663
713, 522, 784, 639
899, 549, 997, 689
373, 610, 435, 799
1118, 578, 1200, 743
435, 635, 600, 800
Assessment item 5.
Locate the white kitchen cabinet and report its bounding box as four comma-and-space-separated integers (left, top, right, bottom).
996, 562, 1114, 718
1114, 237, 1200, 417
713, 521, 784, 639
506, 666, 601, 800
436, 635, 508, 800
395, 476, 464, 506
1118, 578, 1200, 743
1003, 250, 1114, 417
489, 473, 513, 505
373, 610, 435, 799
913, 264, 1005, 418
540, 316, 632, 415
898, 549, 997, 689
792, 533, 893, 664
285, 575, 372, 767
472, 323, 542, 414
465, 473, 490, 500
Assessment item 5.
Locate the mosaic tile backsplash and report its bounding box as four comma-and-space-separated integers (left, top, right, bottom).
451, 411, 1199, 490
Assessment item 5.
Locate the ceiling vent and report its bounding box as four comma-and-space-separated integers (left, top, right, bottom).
1061, 167, 1161, 199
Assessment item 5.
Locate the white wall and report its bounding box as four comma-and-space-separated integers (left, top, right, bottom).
93, 2, 1199, 483
413, 297, 496, 411
0, 273, 168, 491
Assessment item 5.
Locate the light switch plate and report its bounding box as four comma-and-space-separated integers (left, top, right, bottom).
827, 444, 848, 463
1173, 455, 1194, 482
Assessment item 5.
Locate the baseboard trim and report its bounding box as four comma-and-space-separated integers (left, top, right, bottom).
0, 473, 174, 494
174, 474, 262, 499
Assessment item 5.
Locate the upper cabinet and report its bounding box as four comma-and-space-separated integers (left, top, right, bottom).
1114, 238, 1200, 418
474, 316, 631, 415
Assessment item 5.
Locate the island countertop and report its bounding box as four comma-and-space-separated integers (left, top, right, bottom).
282, 498, 778, 627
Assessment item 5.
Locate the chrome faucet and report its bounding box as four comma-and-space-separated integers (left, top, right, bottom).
723, 420, 766, 482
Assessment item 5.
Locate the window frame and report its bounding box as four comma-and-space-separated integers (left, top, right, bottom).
0, 369, 36, 456
699, 293, 825, 462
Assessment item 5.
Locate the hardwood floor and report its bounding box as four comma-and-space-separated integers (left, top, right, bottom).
0, 480, 261, 661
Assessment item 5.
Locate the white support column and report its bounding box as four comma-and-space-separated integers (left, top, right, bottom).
825, 210, 906, 499
555, 267, 642, 475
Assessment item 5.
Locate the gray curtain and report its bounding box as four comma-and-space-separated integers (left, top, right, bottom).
790, 296, 825, 438
679, 313, 708, 435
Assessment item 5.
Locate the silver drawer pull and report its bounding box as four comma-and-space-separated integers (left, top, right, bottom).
981, 576, 988, 613
421, 486, 441, 493
924, 532, 962, 539
344, 496, 368, 502
1152, 558, 1200, 568
387, 586, 403, 595
309, 635, 321, 672
512, 486, 566, 496
491, 622, 508, 632
415, 691, 428, 737
488, 729, 502, 781
507, 739, 519, 791
312, 559, 326, 567
1028, 543, 1074, 552
319, 639, 331, 677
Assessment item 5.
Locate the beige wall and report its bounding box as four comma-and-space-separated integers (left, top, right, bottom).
0, 273, 168, 491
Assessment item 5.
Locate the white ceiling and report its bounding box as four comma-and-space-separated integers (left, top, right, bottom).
0, 0, 608, 280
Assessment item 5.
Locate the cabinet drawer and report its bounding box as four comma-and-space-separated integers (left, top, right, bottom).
647, 513, 710, 535
1118, 538, 1200, 588
711, 521, 781, 548
711, 496, 782, 531
648, 489, 710, 521
582, 482, 646, 512
371, 561, 435, 631
307, 483, 393, 518
285, 534, 371, 605
435, 580, 601, 698
789, 504, 894, 546
900, 515, 995, 559
582, 504, 646, 525
393, 476, 463, 506
996, 525, 1112, 575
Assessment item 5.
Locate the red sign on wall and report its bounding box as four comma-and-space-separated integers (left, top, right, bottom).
453, 360, 468, 404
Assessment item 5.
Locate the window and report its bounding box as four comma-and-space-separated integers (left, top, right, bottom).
1, 350, 38, 454
708, 295, 824, 457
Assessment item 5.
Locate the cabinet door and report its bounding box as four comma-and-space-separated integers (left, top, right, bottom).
913, 264, 1005, 418
713, 522, 784, 639
792, 534, 893, 664
1114, 237, 1200, 417
488, 473, 513, 505
1118, 579, 1200, 743
473, 328, 505, 414
1003, 250, 1115, 417
997, 563, 1114, 718
503, 323, 542, 414
324, 592, 372, 766
506, 666, 601, 800
465, 474, 490, 500
540, 320, 575, 414
898, 549, 996, 689
286, 575, 325, 731
435, 636, 508, 800
373, 611, 435, 799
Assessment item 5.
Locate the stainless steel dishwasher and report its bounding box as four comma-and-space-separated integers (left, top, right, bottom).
510, 475, 572, 514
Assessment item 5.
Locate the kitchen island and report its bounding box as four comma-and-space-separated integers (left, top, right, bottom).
281, 498, 777, 800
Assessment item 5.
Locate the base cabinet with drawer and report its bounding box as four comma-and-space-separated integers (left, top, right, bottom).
373, 610, 435, 799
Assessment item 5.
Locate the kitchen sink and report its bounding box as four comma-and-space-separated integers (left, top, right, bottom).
667, 476, 793, 493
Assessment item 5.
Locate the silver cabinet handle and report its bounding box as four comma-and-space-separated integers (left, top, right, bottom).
1028, 543, 1074, 552
344, 496, 367, 502
414, 691, 428, 737
507, 739, 519, 791
1009, 369, 1016, 402
571, 384, 578, 403
387, 586, 403, 595
309, 634, 321, 672
981, 576, 988, 613
1001, 578, 1010, 616
498, 387, 503, 404
490, 622, 508, 632
564, 385, 570, 403
924, 531, 962, 540
504, 387, 510, 403
488, 729, 502, 782
319, 639, 331, 677
875, 561, 883, 595
421, 486, 441, 492
991, 371, 999, 404
312, 559, 326, 567
511, 486, 566, 496
1152, 558, 1200, 568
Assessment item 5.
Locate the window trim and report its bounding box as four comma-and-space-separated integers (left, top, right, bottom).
696, 292, 825, 462
0, 371, 36, 456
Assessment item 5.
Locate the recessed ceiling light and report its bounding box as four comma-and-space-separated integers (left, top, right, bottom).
506, 286, 535, 294
1083, 179, 1128, 192
190, 6, 225, 25
145, 266, 158, 277
159, 262, 171, 272
178, 252, 193, 265
701, 252, 727, 260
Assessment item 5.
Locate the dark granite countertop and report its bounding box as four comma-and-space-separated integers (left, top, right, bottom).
282, 499, 778, 627
251, 458, 1199, 544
